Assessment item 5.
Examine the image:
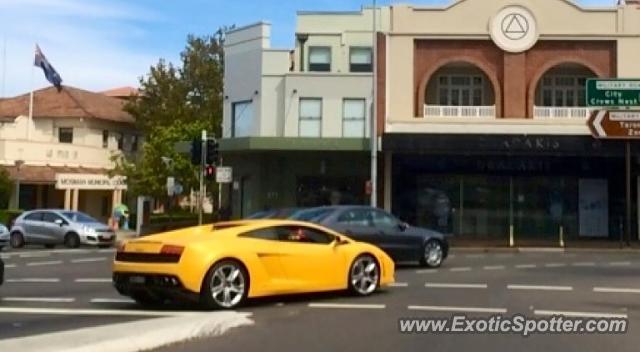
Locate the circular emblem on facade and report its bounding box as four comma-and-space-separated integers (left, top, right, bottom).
490, 6, 538, 53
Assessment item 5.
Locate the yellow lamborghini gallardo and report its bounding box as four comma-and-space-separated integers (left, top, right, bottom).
112, 220, 395, 309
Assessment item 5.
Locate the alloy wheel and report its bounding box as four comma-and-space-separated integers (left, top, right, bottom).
350, 255, 379, 295
424, 241, 443, 267
209, 263, 246, 308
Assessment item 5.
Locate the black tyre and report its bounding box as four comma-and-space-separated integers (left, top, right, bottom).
200, 260, 249, 310
44, 244, 55, 249
347, 254, 380, 296
64, 232, 81, 249
420, 240, 444, 268
10, 232, 25, 249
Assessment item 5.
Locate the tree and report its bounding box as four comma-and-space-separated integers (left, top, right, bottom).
113, 28, 230, 200
0, 168, 11, 209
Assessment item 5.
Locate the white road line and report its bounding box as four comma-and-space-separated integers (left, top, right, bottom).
426, 283, 487, 289
6, 278, 61, 283
308, 303, 386, 310
515, 264, 537, 269
0, 307, 203, 317
416, 269, 439, 274
465, 254, 485, 259
496, 254, 514, 258
18, 253, 50, 258
389, 282, 409, 287
608, 261, 632, 266
1, 297, 75, 303
408, 305, 507, 314
96, 248, 116, 253
483, 265, 505, 271
544, 263, 566, 268
519, 248, 563, 253
594, 287, 640, 294
26, 260, 63, 266
4, 264, 16, 268
507, 284, 573, 291
90, 298, 136, 304
534, 310, 627, 319
450, 267, 472, 272
572, 262, 596, 267
71, 257, 107, 263
75, 278, 112, 283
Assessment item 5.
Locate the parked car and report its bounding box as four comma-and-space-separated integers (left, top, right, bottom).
291, 206, 449, 267
9, 210, 116, 249
0, 224, 9, 250
246, 208, 303, 220
0, 255, 3, 287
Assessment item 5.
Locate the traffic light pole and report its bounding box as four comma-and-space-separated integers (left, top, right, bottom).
198, 130, 207, 225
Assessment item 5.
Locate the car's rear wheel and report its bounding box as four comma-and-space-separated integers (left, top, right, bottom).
10, 232, 25, 249
201, 260, 248, 310
348, 254, 380, 296
420, 240, 444, 268
64, 232, 80, 249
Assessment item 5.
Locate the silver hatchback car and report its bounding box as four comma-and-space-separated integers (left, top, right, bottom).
9, 210, 116, 249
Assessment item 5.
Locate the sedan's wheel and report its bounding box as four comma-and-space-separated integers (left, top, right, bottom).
10, 232, 25, 249
420, 240, 443, 268
348, 255, 379, 296
64, 233, 80, 249
201, 260, 248, 310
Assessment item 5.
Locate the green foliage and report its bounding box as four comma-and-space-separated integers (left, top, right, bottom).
0, 168, 12, 209
113, 28, 231, 199
0, 209, 22, 226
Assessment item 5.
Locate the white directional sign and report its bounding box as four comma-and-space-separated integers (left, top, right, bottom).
216, 167, 233, 183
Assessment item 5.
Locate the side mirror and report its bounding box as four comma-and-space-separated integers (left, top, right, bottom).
334, 236, 348, 246
398, 222, 409, 231
54, 219, 64, 227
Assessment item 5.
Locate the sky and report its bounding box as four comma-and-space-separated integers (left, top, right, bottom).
0, 0, 618, 97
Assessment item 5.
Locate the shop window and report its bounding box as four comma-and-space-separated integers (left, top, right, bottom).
58, 127, 73, 144
102, 130, 109, 148
299, 98, 322, 137
115, 132, 124, 150
342, 99, 366, 138
232, 100, 253, 137
436, 75, 485, 106
308, 47, 331, 72
349, 47, 372, 72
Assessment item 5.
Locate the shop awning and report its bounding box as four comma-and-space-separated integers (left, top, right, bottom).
2, 165, 109, 184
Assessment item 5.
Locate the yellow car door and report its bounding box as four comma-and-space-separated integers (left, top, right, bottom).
275, 225, 347, 292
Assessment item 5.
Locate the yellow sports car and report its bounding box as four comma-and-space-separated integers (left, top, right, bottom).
112, 220, 395, 309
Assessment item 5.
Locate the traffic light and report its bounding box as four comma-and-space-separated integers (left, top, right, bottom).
204, 165, 216, 180
206, 139, 219, 166
191, 138, 202, 165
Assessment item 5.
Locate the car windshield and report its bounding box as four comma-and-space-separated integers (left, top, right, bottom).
61, 211, 99, 223
290, 208, 332, 222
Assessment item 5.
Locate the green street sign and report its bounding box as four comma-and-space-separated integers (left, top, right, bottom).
586, 79, 640, 108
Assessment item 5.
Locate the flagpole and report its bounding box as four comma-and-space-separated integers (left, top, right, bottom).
27, 44, 35, 141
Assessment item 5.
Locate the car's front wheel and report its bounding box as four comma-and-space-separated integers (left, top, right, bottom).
201, 260, 248, 310
10, 232, 25, 249
64, 233, 80, 249
420, 240, 444, 268
348, 254, 380, 296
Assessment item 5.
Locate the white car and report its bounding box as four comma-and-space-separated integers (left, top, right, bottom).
0, 224, 8, 250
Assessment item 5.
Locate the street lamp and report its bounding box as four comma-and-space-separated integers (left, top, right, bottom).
370, 0, 378, 208
14, 159, 24, 209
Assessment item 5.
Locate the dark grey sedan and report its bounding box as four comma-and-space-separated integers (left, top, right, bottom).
291, 206, 448, 267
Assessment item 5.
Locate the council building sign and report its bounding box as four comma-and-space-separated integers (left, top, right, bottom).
55, 174, 128, 190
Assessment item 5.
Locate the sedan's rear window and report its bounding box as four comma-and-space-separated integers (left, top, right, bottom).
290, 208, 332, 222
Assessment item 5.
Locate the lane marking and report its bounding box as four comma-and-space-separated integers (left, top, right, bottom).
608, 261, 631, 266
26, 260, 63, 266
496, 254, 514, 258
90, 298, 136, 304
18, 253, 50, 258
408, 305, 507, 314
572, 262, 596, 267
71, 257, 108, 263
483, 265, 505, 271
0, 306, 204, 317
389, 282, 409, 287
75, 278, 112, 283
4, 264, 16, 268
416, 269, 439, 274
515, 264, 536, 269
6, 278, 61, 283
465, 254, 485, 259
519, 248, 563, 253
534, 310, 627, 319
450, 267, 472, 272
308, 303, 386, 310
507, 284, 573, 291
594, 287, 640, 294
96, 248, 116, 253
1, 297, 75, 303
426, 283, 487, 289
544, 263, 566, 268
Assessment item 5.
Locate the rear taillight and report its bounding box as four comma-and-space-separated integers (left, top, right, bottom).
160, 245, 184, 256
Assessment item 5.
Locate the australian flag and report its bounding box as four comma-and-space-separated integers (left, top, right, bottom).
34, 45, 63, 92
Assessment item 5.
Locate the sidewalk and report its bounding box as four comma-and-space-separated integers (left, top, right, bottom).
115, 230, 138, 241
450, 238, 640, 253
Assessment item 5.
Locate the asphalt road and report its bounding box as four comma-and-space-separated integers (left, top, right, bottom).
1, 247, 640, 351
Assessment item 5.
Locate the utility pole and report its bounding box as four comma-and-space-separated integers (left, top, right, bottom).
198, 130, 207, 225
370, 0, 378, 208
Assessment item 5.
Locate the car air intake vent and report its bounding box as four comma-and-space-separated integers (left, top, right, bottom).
115, 252, 181, 263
